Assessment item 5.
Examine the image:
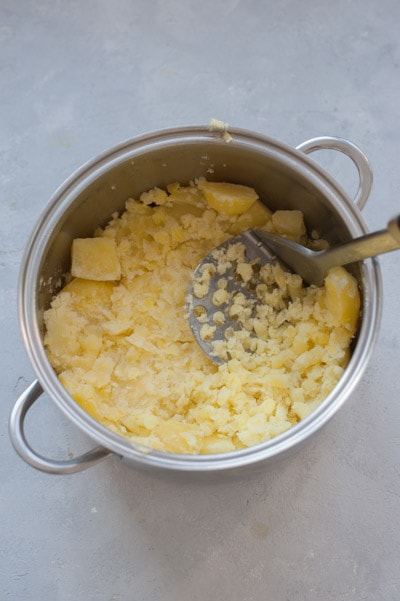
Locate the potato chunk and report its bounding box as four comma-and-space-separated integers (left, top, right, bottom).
71, 238, 121, 281
201, 181, 259, 215
324, 266, 360, 333
271, 210, 306, 241
230, 199, 272, 234
152, 421, 201, 454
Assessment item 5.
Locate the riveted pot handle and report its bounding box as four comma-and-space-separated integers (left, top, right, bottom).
9, 380, 112, 474
296, 136, 373, 210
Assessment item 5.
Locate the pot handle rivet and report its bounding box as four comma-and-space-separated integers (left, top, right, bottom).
9, 380, 112, 474
296, 136, 373, 210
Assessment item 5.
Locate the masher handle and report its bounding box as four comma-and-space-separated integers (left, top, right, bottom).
320, 214, 400, 271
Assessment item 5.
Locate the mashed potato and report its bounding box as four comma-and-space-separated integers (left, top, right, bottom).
44, 179, 360, 454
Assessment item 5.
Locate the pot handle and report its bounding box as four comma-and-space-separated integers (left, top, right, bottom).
296, 136, 373, 210
9, 380, 112, 474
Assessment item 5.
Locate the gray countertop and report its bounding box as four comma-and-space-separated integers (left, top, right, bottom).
1, 1, 399, 600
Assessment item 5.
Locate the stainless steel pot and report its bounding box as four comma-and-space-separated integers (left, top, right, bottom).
9, 126, 382, 475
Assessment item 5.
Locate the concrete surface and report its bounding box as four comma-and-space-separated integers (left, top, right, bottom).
1, 1, 399, 600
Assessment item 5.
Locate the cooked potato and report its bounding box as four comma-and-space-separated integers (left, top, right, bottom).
271, 210, 306, 242
44, 180, 360, 454
201, 181, 259, 215
324, 265, 361, 333
71, 238, 121, 281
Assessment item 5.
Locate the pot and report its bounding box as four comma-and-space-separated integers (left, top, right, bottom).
9, 126, 382, 475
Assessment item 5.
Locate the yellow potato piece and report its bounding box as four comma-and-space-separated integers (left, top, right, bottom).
202, 181, 259, 215
153, 421, 201, 454
324, 266, 361, 333
62, 278, 114, 303
71, 237, 121, 281
230, 199, 272, 234
271, 210, 306, 241
58, 375, 102, 421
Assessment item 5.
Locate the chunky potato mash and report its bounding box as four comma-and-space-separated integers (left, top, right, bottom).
44, 179, 360, 454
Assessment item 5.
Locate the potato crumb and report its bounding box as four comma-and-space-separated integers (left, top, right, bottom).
213, 311, 226, 326
208, 117, 229, 131
208, 118, 232, 143
44, 179, 360, 455
200, 323, 217, 341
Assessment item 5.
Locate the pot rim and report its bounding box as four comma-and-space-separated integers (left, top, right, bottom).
17, 125, 383, 472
